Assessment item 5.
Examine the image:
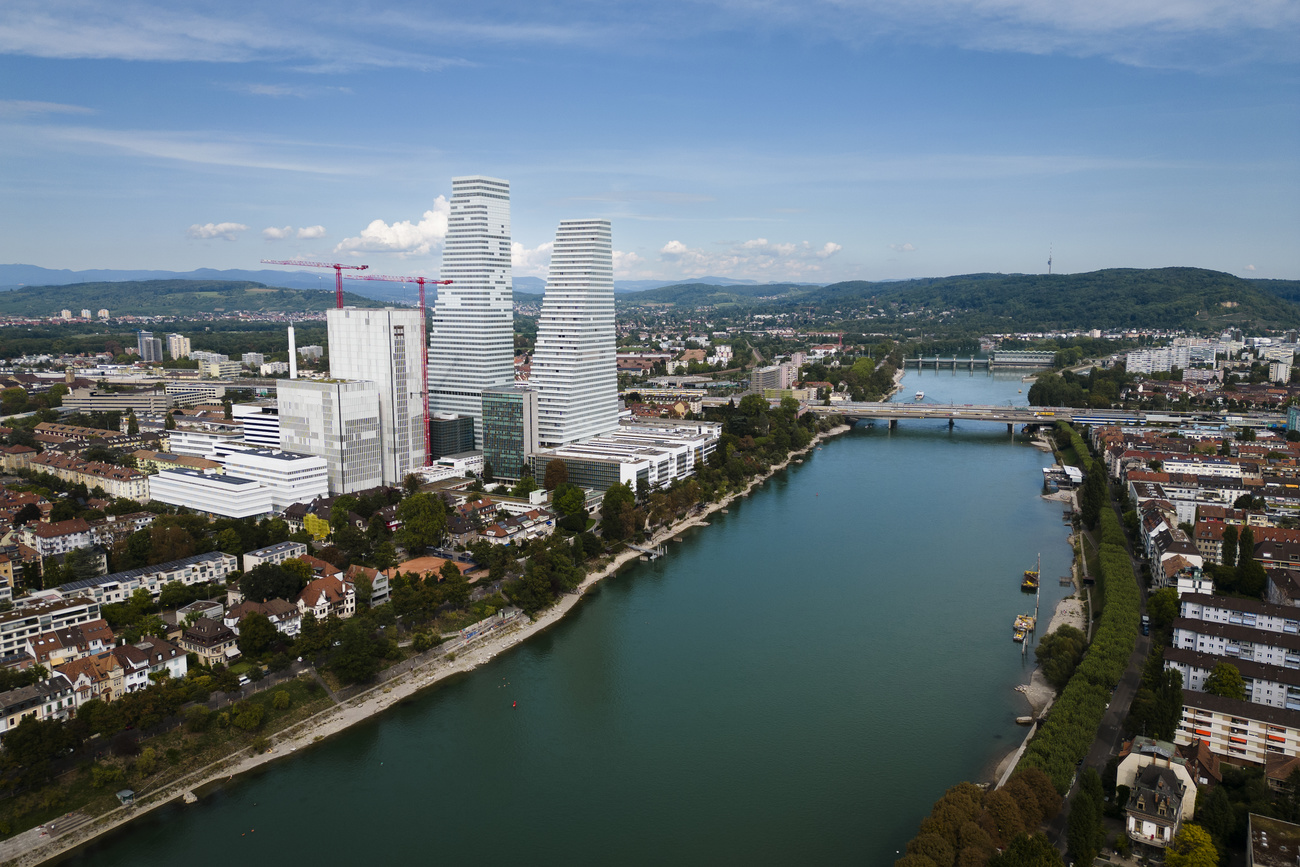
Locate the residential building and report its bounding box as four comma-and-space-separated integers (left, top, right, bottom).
428, 176, 515, 445
136, 331, 163, 363
224, 598, 301, 637
1125, 764, 1189, 850
277, 378, 383, 494
166, 333, 191, 360
530, 219, 618, 447
25, 618, 114, 668
1178, 690, 1300, 765
19, 518, 95, 560
297, 575, 355, 620
220, 449, 329, 512
179, 617, 239, 665
481, 386, 538, 481
345, 564, 389, 607
130, 450, 223, 475
29, 453, 150, 500
243, 540, 308, 572
0, 674, 78, 740
149, 468, 273, 518
327, 307, 426, 483
56, 552, 238, 606
241, 352, 265, 367
0, 597, 100, 659
429, 413, 475, 460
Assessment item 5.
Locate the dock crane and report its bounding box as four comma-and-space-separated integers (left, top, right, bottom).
260, 259, 368, 309
345, 273, 452, 465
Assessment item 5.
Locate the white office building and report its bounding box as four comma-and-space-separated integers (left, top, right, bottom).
220, 449, 328, 512
166, 334, 191, 360
328, 307, 426, 484
428, 176, 514, 446
232, 401, 281, 449
530, 220, 618, 448
277, 379, 383, 494
148, 469, 274, 518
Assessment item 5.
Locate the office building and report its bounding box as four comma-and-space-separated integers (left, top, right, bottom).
327, 307, 426, 484
529, 423, 717, 493
481, 386, 538, 480
530, 220, 618, 447
136, 331, 163, 363
149, 469, 274, 518
429, 413, 475, 460
220, 449, 328, 512
166, 334, 191, 360
277, 379, 382, 494
428, 176, 514, 445
232, 401, 281, 448
241, 352, 265, 367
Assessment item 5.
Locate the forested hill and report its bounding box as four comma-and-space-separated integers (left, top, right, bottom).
617, 268, 1300, 330
0, 280, 388, 317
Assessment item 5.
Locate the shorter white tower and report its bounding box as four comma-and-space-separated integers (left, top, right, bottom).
530, 220, 618, 448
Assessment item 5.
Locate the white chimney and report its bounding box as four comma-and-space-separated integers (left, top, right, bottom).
288, 326, 298, 379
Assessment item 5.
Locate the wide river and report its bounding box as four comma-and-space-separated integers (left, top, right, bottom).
74, 368, 1073, 866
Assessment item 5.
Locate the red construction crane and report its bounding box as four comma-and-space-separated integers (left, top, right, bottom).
260, 259, 368, 309
346, 273, 452, 465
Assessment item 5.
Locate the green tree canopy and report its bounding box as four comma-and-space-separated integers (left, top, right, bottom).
1165, 824, 1219, 867
599, 482, 637, 542
1203, 662, 1247, 700
543, 458, 569, 491
395, 493, 448, 553
236, 611, 278, 657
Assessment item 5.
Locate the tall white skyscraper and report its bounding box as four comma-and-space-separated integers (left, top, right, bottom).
530, 220, 618, 448
427, 175, 514, 446
327, 307, 426, 485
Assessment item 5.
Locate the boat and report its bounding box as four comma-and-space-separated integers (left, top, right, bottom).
914, 391, 925, 401
1021, 553, 1041, 593
1013, 613, 1036, 641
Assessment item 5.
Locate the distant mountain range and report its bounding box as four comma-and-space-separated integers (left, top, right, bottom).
0, 265, 805, 301
0, 279, 387, 317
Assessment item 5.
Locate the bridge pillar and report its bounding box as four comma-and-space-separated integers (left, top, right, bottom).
889, 419, 898, 429
948, 418, 954, 429
1007, 423, 1014, 435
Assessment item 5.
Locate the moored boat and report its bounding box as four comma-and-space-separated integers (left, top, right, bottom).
1021, 553, 1041, 592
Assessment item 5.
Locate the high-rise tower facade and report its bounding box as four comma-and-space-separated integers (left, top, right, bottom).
327, 307, 426, 485
530, 220, 618, 448
427, 175, 514, 446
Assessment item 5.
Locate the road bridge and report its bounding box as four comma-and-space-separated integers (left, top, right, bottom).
800, 402, 1282, 431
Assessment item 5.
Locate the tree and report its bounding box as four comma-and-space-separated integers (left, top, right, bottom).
240, 563, 298, 603
482, 460, 494, 483
543, 459, 569, 491
1203, 662, 1247, 700
403, 473, 422, 497
216, 527, 243, 556
1148, 586, 1180, 631
164, 411, 177, 430
1, 386, 28, 415
12, 502, 42, 528
553, 483, 587, 521
440, 560, 470, 608
1165, 824, 1218, 867
512, 475, 539, 498
395, 493, 447, 553
237, 611, 278, 657
63, 546, 103, 582
1067, 771, 1105, 867
331, 618, 381, 684
987, 834, 1064, 867
127, 410, 139, 435
599, 482, 637, 541
1034, 625, 1087, 691
1221, 525, 1238, 568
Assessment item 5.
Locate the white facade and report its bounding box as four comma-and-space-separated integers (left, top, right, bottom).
220, 449, 328, 512
166, 427, 244, 459
166, 334, 191, 360
232, 401, 281, 448
149, 469, 274, 518
328, 307, 426, 484
428, 176, 515, 446
530, 219, 618, 448
277, 379, 383, 494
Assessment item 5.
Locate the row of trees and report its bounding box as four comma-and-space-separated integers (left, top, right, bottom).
1019, 491, 1141, 792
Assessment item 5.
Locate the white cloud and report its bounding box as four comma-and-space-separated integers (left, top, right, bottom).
262, 225, 292, 240
188, 221, 248, 241
613, 250, 647, 278
297, 225, 326, 239
335, 197, 450, 256
0, 99, 94, 117
890, 242, 918, 252
659, 237, 842, 279
1246, 264, 1257, 271
512, 242, 554, 277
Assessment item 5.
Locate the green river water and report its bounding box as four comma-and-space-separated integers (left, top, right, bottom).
71, 369, 1074, 866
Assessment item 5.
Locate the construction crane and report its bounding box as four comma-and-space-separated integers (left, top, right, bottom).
260, 259, 368, 309
345, 273, 452, 465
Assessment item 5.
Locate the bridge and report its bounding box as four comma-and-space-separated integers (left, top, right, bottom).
904, 357, 991, 370
801, 402, 1283, 431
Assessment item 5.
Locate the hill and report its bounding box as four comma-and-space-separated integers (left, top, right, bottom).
0, 280, 388, 317
618, 268, 1300, 330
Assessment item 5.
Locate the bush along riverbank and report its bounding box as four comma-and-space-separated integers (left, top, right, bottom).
893, 422, 1141, 866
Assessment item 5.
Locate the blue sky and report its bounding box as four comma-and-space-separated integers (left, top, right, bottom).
1, 0, 1296, 284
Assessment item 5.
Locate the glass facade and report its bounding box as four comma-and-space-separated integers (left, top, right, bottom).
481, 387, 537, 480
429, 414, 475, 460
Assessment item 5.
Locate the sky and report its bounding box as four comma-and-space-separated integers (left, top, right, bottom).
0, 0, 1297, 285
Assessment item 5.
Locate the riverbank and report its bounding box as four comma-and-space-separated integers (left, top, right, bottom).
6, 422, 856, 867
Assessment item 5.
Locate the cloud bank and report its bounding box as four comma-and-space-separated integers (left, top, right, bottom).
187, 221, 247, 240
335, 197, 450, 256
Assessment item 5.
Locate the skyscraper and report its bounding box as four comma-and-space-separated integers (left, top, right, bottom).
327, 307, 426, 485
167, 333, 191, 360
481, 386, 538, 481
530, 220, 618, 448
427, 175, 514, 446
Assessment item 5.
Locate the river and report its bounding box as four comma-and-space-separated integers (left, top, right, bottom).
71, 368, 1072, 866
